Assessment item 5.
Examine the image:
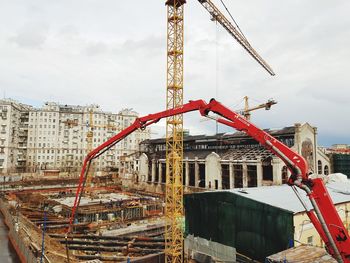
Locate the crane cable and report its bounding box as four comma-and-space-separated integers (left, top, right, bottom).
219, 0, 250, 45
215, 20, 219, 134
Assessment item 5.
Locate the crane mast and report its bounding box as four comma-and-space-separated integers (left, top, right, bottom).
165, 1, 186, 263
164, 0, 275, 262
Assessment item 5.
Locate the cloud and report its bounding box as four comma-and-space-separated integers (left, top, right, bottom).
85, 41, 108, 56
0, 0, 349, 146
9, 22, 49, 48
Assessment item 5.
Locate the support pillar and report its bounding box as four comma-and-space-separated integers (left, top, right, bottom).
272, 157, 282, 185
194, 157, 199, 187
242, 159, 248, 188
256, 158, 263, 187
185, 158, 189, 187
158, 162, 163, 184
151, 159, 156, 183
229, 158, 234, 189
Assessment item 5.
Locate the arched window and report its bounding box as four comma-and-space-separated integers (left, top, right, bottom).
318, 160, 322, 174
281, 166, 288, 184
324, 165, 329, 175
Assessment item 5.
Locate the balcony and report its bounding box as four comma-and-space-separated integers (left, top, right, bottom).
16, 162, 26, 167
106, 160, 116, 166
19, 123, 29, 130
18, 138, 27, 144
18, 131, 28, 137
20, 113, 29, 121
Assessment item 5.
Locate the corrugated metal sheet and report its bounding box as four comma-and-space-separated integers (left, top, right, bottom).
216, 182, 350, 214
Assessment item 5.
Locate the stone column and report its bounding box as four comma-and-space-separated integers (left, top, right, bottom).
185, 158, 190, 187
256, 158, 263, 187
229, 158, 234, 189
151, 159, 156, 183
242, 159, 248, 188
158, 162, 162, 184
272, 157, 282, 185
194, 157, 199, 187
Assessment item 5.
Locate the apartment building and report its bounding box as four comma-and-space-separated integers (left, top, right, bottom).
0, 99, 32, 174
0, 99, 150, 174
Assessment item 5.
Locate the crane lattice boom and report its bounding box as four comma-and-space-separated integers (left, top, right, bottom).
197, 0, 275, 76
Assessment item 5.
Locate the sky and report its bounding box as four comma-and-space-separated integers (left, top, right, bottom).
0, 0, 349, 146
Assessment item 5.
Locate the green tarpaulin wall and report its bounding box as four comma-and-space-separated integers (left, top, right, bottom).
332, 154, 350, 178
184, 191, 294, 261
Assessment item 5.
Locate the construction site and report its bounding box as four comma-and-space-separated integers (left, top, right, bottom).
0, 1, 350, 263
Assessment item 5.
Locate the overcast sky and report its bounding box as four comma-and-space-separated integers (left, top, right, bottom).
0, 1, 349, 146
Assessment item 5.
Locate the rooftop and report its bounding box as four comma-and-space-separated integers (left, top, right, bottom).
214, 177, 350, 214
143, 126, 296, 145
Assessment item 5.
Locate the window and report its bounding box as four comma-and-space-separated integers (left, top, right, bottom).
281, 166, 288, 184
318, 160, 322, 174
307, 236, 313, 245
324, 165, 329, 175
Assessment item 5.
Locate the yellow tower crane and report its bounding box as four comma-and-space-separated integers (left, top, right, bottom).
164, 1, 274, 262
243, 96, 277, 121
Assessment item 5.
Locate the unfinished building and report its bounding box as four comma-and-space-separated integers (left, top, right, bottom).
138, 123, 331, 189
1, 183, 165, 262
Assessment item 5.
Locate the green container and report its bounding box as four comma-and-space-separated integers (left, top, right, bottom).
184, 191, 294, 261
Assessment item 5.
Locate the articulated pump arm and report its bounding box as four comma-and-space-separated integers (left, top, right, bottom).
68, 99, 350, 262
68, 99, 209, 230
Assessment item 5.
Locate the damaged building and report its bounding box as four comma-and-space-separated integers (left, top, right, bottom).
138, 123, 331, 189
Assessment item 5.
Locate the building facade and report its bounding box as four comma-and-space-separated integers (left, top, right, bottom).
0, 99, 151, 174
0, 99, 32, 173
138, 123, 331, 189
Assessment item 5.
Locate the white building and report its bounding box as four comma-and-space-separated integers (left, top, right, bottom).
0, 99, 32, 173
0, 99, 151, 174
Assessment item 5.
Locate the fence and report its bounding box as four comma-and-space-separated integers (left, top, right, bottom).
185, 234, 236, 262
0, 199, 37, 263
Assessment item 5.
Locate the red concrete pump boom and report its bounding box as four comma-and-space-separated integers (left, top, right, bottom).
68, 99, 350, 262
